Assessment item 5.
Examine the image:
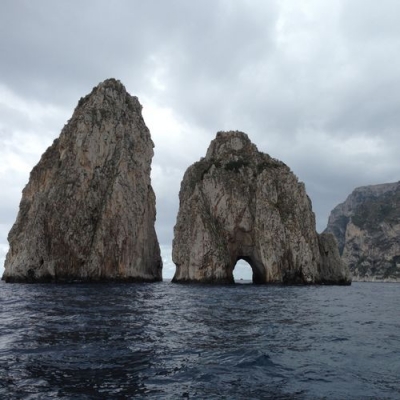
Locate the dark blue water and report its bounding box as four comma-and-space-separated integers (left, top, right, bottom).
0, 281, 399, 399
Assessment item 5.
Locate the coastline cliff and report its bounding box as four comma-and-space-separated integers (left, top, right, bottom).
325, 182, 400, 281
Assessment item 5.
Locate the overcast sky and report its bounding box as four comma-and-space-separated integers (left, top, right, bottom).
1, 0, 399, 279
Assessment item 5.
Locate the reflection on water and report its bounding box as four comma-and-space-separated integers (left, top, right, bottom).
0, 281, 399, 399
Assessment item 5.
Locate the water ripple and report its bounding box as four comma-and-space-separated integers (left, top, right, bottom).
0, 281, 399, 399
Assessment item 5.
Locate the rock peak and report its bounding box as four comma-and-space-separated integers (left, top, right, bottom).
205, 130, 258, 160
215, 130, 251, 142
76, 78, 142, 114
99, 77, 126, 90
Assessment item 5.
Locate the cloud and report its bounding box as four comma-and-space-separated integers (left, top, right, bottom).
1, 0, 400, 279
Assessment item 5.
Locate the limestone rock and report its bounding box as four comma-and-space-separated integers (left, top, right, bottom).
172, 131, 350, 284
2, 79, 162, 283
325, 182, 400, 281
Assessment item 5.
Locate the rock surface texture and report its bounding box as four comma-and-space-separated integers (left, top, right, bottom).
325, 182, 400, 281
3, 79, 162, 283
172, 131, 350, 284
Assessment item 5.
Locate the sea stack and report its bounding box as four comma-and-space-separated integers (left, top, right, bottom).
2, 79, 162, 283
172, 131, 350, 284
325, 182, 400, 281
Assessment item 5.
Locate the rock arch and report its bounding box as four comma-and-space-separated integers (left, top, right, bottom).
172, 131, 350, 285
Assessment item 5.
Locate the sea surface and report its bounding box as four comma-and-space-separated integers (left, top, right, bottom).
0, 280, 399, 399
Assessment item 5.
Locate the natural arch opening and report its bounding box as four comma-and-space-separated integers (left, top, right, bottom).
233, 259, 252, 283
233, 256, 265, 284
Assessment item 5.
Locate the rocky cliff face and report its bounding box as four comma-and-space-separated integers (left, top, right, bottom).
2, 79, 162, 283
325, 182, 400, 281
172, 131, 350, 284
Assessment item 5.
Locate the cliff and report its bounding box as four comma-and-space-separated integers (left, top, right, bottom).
325, 182, 400, 281
2, 79, 162, 283
172, 131, 350, 284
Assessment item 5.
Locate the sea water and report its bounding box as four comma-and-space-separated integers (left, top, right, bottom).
0, 280, 399, 399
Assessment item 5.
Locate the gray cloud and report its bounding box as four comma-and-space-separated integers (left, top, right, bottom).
1, 0, 400, 278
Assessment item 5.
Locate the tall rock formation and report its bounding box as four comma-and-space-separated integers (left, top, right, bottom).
2, 79, 162, 283
172, 131, 350, 284
325, 182, 400, 281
